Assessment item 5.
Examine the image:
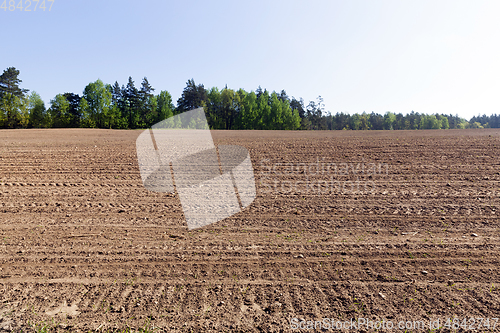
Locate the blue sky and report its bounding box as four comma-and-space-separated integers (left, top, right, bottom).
2, 0, 499, 119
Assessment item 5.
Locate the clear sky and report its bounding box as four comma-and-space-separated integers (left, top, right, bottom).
2, 0, 499, 119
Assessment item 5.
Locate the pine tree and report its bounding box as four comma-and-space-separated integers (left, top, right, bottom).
125, 77, 139, 128
255, 86, 263, 99
139, 77, 155, 127
278, 90, 289, 103
111, 81, 121, 104
0, 67, 29, 128
290, 97, 305, 119
0, 67, 28, 97
176, 79, 207, 113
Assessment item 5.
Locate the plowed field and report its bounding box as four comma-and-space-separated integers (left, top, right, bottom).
0, 129, 499, 332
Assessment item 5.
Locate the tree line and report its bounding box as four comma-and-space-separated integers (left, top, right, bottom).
0, 67, 498, 130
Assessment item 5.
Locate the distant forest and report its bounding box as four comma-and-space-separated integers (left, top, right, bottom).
0, 67, 498, 130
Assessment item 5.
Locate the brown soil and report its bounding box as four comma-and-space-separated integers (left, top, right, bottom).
0, 128, 499, 332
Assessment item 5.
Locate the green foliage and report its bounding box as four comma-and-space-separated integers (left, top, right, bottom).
419, 114, 442, 129
62, 93, 82, 127
383, 112, 396, 130
204, 87, 222, 129
156, 90, 174, 123
257, 90, 271, 129
350, 113, 361, 130
0, 66, 28, 97
138, 77, 156, 128
304, 97, 328, 130
82, 79, 112, 128
0, 67, 29, 128
220, 87, 238, 130
438, 114, 450, 129
124, 77, 140, 128
79, 97, 95, 128
18, 95, 30, 128
470, 121, 484, 129
49, 94, 71, 127
176, 79, 207, 113
28, 92, 47, 128
1, 67, 500, 131
240, 91, 258, 129
282, 99, 301, 130
0, 93, 19, 128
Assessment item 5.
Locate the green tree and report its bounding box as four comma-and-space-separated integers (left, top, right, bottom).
109, 103, 127, 129
419, 114, 441, 129
78, 97, 95, 128
62, 93, 82, 127
383, 112, 396, 130
359, 112, 371, 130
457, 120, 468, 129
124, 77, 140, 128
103, 83, 121, 128
350, 113, 361, 130
156, 90, 175, 123
82, 79, 112, 128
269, 92, 284, 129
305, 97, 327, 130
281, 98, 301, 130
220, 87, 238, 129
290, 97, 305, 119
176, 79, 207, 114
49, 94, 71, 127
18, 96, 30, 128
108, 82, 127, 129
437, 114, 449, 129
138, 77, 156, 127
470, 121, 483, 129
110, 81, 125, 128
369, 112, 384, 130
257, 90, 271, 129
407, 111, 420, 129
28, 92, 46, 128
0, 67, 29, 128
0, 67, 28, 98
204, 87, 222, 129
0, 93, 24, 128
238, 91, 258, 129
